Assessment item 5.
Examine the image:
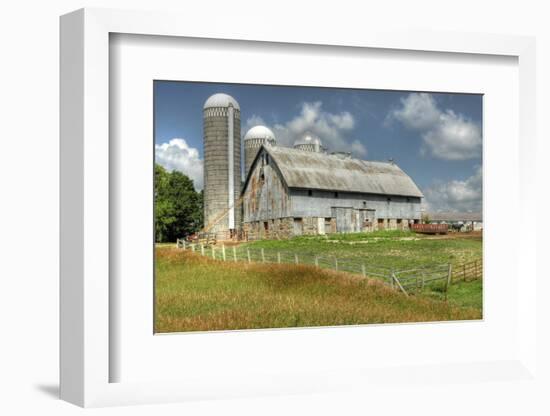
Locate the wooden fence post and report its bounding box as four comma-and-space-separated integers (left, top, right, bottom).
261, 248, 265, 263
422, 272, 426, 290
445, 263, 453, 301
191, 244, 195, 252
182, 240, 186, 250
314, 257, 319, 267
176, 239, 180, 248
295, 254, 299, 264
212, 247, 215, 259
277, 252, 281, 264
361, 264, 366, 277
463, 263, 466, 281
222, 244, 226, 261
334, 257, 338, 271
233, 246, 237, 262
201, 244, 204, 256
247, 248, 251, 264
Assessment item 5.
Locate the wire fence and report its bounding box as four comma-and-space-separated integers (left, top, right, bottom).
175, 239, 481, 297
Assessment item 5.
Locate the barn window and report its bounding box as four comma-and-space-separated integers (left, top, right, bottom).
308, 190, 313, 196
334, 192, 339, 198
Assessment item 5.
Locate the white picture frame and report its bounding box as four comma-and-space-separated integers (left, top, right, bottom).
60, 7, 538, 408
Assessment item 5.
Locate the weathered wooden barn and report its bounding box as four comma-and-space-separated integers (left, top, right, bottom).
241, 145, 423, 240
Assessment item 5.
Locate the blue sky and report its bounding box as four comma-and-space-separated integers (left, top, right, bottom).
154, 81, 482, 213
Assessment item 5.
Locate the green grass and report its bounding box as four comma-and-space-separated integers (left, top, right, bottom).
445, 279, 483, 309
155, 242, 482, 333
241, 230, 482, 269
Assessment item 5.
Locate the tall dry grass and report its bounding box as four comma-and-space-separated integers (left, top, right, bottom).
155, 247, 481, 333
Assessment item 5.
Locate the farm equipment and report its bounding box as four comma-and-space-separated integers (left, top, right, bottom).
410, 223, 448, 235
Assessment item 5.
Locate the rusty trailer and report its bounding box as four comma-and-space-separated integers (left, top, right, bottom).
410, 223, 448, 235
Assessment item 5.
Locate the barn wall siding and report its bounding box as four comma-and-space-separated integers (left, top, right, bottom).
242, 159, 291, 223
290, 189, 421, 220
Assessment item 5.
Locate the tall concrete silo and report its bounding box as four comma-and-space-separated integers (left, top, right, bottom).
243, 125, 276, 179
294, 132, 324, 153
203, 93, 241, 239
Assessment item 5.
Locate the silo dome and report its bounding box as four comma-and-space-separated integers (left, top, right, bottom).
294, 132, 324, 152
243, 125, 277, 179
244, 125, 276, 142
203, 93, 240, 110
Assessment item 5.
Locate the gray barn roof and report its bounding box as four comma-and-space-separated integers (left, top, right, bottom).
253, 146, 423, 198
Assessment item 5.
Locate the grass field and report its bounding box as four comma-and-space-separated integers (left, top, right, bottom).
242, 230, 482, 269
155, 230, 482, 333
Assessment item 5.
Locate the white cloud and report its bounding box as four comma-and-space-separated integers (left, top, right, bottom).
155, 138, 204, 190
388, 93, 481, 160
243, 115, 266, 133
389, 93, 441, 130
422, 111, 482, 160
350, 140, 368, 157
423, 166, 482, 212
247, 101, 366, 157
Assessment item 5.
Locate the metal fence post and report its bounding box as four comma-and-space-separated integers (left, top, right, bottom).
392, 271, 408, 296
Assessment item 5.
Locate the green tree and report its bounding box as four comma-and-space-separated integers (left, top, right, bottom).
155, 164, 203, 242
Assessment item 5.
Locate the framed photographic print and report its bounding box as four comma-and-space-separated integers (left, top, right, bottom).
153, 81, 483, 334
60, 7, 538, 409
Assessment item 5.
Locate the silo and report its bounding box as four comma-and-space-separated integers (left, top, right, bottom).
243, 125, 277, 178
294, 132, 324, 153
203, 93, 241, 239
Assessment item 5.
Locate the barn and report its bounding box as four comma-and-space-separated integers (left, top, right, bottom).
241, 144, 424, 240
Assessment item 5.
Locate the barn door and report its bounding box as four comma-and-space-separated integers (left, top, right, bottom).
333, 207, 353, 233
293, 218, 303, 235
